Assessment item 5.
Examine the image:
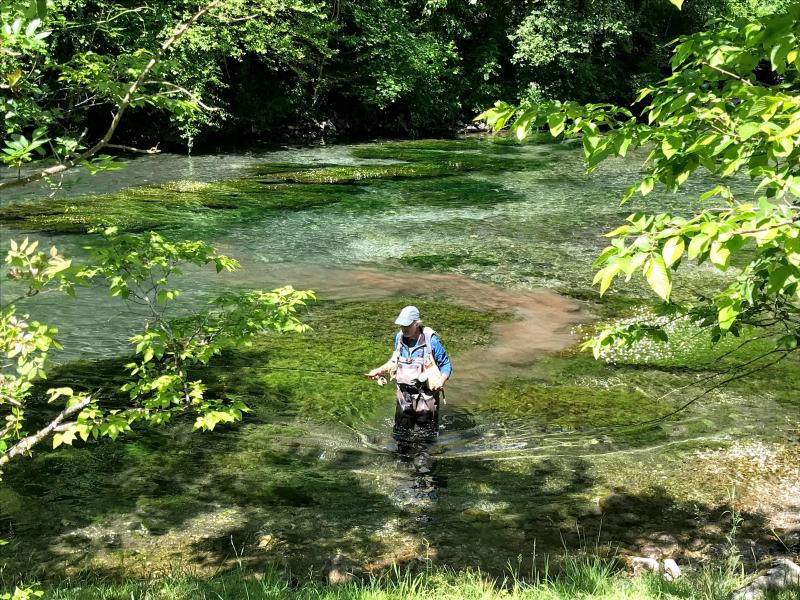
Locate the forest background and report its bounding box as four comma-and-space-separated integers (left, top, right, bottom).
2, 0, 791, 153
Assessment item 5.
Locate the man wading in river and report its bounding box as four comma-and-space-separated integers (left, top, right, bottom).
367, 306, 452, 439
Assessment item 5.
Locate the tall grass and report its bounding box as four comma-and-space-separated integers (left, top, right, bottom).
24, 554, 799, 600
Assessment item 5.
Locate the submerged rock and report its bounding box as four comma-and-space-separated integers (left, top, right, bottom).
459, 507, 491, 522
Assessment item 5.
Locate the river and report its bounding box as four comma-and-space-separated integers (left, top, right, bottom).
0, 138, 797, 579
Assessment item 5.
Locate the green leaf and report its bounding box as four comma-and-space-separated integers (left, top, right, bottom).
775, 116, 800, 140
662, 237, 685, 267
661, 136, 681, 159
709, 240, 731, 269
738, 121, 762, 141
768, 264, 795, 293
687, 234, 709, 260
547, 112, 566, 137
718, 303, 739, 331
645, 255, 672, 301
615, 135, 632, 157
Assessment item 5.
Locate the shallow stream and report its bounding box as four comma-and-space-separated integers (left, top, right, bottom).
0, 138, 797, 579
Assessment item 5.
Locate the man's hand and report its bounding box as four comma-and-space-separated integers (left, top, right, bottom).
431, 374, 448, 391
366, 367, 384, 380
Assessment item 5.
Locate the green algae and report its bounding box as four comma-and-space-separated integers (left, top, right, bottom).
349, 147, 541, 172
400, 253, 499, 270
248, 163, 458, 183
0, 144, 540, 235
201, 298, 499, 424
478, 378, 671, 431
0, 177, 373, 234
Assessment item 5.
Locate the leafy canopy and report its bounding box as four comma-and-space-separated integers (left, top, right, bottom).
478, 4, 800, 365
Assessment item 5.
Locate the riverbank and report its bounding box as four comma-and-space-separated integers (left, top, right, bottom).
24, 554, 800, 600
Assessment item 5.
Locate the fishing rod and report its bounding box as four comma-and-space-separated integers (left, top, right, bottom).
192, 363, 390, 385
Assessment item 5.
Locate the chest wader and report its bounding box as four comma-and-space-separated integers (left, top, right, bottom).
392, 328, 441, 438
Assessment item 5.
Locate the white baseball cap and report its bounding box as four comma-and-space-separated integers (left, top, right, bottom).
394, 305, 420, 326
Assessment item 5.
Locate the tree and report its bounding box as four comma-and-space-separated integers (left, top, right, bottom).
0, 0, 331, 189
1, 230, 313, 475
1, 6, 316, 597
0, 1, 315, 478
478, 4, 800, 378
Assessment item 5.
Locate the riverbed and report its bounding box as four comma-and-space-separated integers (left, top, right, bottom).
0, 138, 797, 580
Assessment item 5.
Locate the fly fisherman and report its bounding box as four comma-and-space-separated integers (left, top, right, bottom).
367, 306, 452, 438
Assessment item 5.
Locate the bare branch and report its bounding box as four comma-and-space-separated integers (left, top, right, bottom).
143, 80, 219, 112
105, 143, 162, 155
701, 62, 754, 86
0, 395, 92, 467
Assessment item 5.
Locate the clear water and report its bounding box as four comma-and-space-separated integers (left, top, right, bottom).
1, 139, 797, 576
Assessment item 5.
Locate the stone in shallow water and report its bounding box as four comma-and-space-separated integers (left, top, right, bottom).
460, 507, 491, 522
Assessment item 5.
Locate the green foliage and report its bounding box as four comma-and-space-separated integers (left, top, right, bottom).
0, 0, 332, 183
479, 4, 800, 366
0, 230, 313, 474
0, 587, 43, 600
3, 0, 763, 153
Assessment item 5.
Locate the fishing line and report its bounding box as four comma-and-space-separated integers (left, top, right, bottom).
192, 364, 370, 377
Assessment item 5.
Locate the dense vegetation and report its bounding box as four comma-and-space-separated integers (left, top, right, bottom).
1, 0, 789, 156
480, 3, 800, 384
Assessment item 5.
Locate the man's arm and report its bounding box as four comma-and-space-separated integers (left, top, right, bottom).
367, 357, 396, 379
430, 334, 451, 390
367, 334, 399, 379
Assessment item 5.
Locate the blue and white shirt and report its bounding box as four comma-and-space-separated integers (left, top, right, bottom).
393, 331, 452, 378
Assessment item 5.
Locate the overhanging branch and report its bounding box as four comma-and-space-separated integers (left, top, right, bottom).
0, 0, 224, 193
0, 395, 92, 467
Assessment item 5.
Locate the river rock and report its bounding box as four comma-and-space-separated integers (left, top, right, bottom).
630, 556, 660, 575
616, 512, 643, 525
663, 559, 682, 581
257, 534, 277, 550
490, 513, 525, 529
730, 559, 800, 600
326, 567, 353, 586
324, 551, 360, 586
688, 538, 707, 551
460, 507, 491, 522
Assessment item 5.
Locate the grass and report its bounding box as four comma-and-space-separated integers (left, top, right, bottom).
17, 553, 799, 600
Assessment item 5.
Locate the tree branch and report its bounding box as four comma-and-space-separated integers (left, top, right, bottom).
0, 395, 92, 467
105, 143, 161, 155
0, 0, 223, 193
143, 80, 219, 112
701, 62, 754, 86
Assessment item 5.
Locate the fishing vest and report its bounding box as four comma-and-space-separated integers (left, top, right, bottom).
392, 327, 439, 387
